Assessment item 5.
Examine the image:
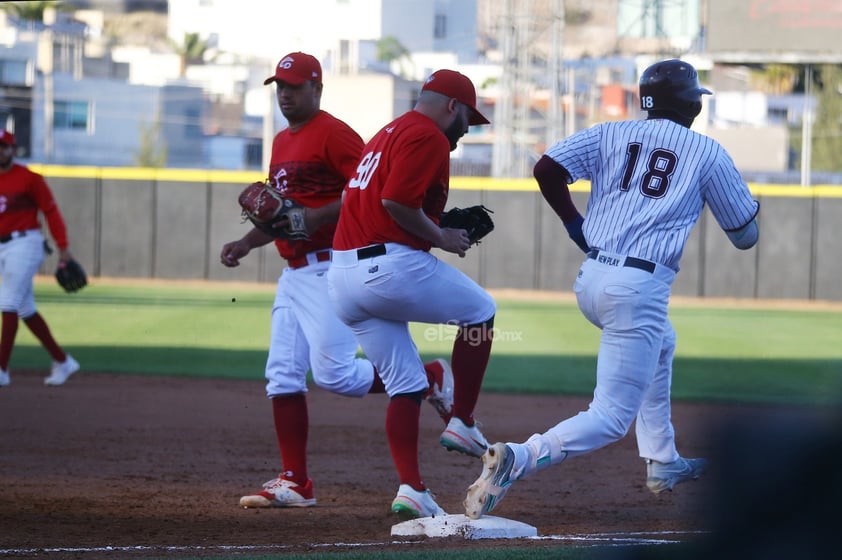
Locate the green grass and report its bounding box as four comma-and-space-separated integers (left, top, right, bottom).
12, 279, 842, 407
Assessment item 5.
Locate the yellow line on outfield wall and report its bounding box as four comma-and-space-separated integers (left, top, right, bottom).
27, 164, 260, 183
25, 164, 842, 197
450, 176, 842, 197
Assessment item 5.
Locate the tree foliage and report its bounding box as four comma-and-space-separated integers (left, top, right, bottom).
169, 32, 212, 76
750, 64, 799, 95
0, 1, 65, 22
376, 36, 412, 78
809, 65, 842, 172
134, 121, 167, 168
376, 35, 410, 63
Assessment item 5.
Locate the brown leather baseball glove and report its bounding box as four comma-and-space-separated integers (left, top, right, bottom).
238, 180, 308, 240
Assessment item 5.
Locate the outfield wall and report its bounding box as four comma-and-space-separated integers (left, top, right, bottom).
31, 165, 842, 302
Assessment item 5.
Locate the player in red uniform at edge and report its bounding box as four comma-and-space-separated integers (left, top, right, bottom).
220, 53, 454, 509
328, 69, 496, 518
0, 130, 80, 387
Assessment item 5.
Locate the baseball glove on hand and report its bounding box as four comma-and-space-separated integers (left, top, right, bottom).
439, 205, 495, 245
238, 180, 308, 240
55, 259, 88, 293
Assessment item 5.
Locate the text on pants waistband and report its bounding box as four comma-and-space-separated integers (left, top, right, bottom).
587, 249, 656, 274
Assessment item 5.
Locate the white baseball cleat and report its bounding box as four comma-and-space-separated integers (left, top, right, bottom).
464, 442, 517, 519
440, 417, 489, 457
391, 484, 447, 520
0, 368, 10, 387
646, 456, 708, 494
239, 476, 316, 508
44, 355, 80, 386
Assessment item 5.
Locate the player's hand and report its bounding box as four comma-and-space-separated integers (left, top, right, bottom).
220, 239, 250, 267
437, 227, 471, 258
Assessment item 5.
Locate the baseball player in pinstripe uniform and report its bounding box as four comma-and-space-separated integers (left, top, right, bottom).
465, 59, 760, 519
0, 130, 80, 387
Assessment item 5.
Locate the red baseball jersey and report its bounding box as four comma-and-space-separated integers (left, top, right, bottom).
0, 163, 68, 249
267, 110, 364, 260
334, 111, 450, 251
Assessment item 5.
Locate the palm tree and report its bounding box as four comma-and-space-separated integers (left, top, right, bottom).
169, 32, 212, 77
0, 1, 57, 22
376, 36, 412, 78
750, 64, 799, 96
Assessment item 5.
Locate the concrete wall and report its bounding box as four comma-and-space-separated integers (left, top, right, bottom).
33, 166, 842, 302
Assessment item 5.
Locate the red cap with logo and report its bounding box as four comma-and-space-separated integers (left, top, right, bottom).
264, 52, 322, 86
0, 130, 15, 146
421, 69, 490, 126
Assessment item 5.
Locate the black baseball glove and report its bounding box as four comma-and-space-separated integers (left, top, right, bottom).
238, 180, 308, 240
55, 259, 88, 293
439, 205, 495, 245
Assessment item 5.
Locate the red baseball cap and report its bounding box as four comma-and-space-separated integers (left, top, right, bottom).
264, 52, 322, 86
0, 130, 15, 146
421, 69, 490, 126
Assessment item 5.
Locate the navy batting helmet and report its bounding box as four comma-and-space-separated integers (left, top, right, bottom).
639, 59, 712, 122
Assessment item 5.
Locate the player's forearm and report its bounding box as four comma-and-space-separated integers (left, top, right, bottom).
305, 199, 342, 231
534, 156, 589, 252
534, 155, 580, 224
725, 218, 759, 249
381, 198, 443, 245
42, 204, 69, 250
243, 227, 275, 248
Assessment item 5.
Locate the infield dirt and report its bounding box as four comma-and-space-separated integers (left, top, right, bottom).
2, 370, 744, 558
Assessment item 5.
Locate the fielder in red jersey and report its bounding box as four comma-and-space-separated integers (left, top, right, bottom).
329, 69, 496, 519
220, 53, 454, 510
0, 130, 80, 387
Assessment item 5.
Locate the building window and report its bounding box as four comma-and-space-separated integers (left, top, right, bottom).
434, 14, 447, 39
0, 59, 31, 86
54, 100, 89, 130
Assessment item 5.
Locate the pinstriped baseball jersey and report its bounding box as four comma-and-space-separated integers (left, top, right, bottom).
545, 118, 759, 271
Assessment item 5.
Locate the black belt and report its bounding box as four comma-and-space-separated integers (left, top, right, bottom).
357, 244, 387, 259
588, 249, 656, 273
0, 231, 26, 243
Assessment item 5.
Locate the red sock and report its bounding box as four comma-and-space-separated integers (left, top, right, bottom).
368, 366, 386, 394
386, 395, 424, 490
451, 321, 494, 426
0, 312, 19, 371
271, 394, 309, 485
23, 313, 66, 362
